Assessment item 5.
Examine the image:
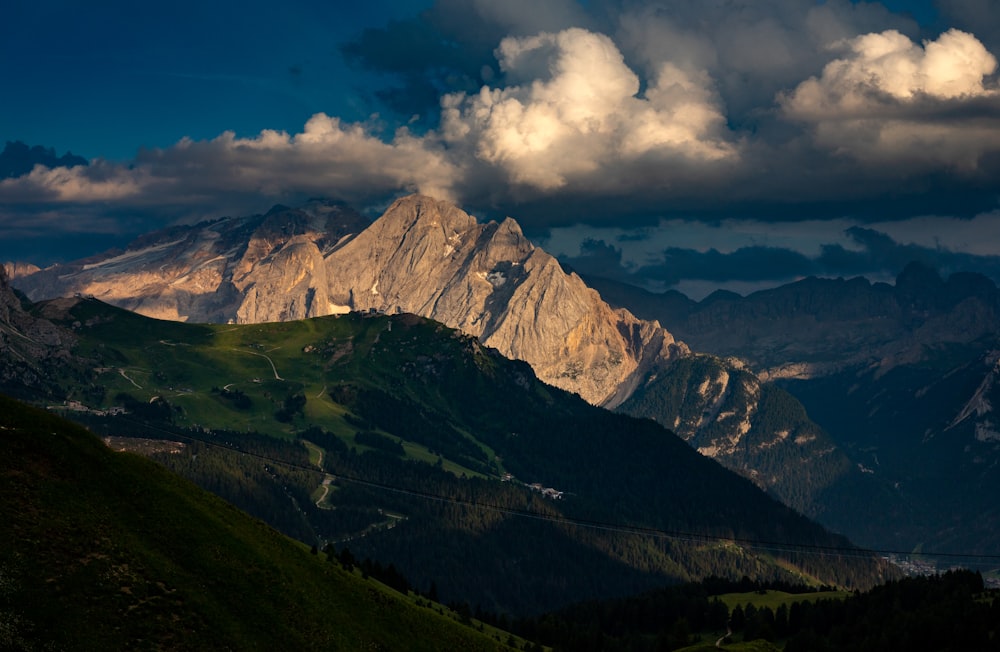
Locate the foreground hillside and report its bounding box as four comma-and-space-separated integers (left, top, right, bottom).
21, 293, 891, 614
0, 395, 515, 651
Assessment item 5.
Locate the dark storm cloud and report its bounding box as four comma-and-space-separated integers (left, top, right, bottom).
337, 0, 599, 124
0, 200, 186, 266
635, 246, 815, 285
0, 142, 87, 179
818, 227, 1000, 280
558, 226, 1000, 294
558, 239, 633, 282
936, 0, 1000, 52
340, 17, 487, 120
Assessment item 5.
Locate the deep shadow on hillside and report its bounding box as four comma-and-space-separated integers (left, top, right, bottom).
0, 394, 514, 651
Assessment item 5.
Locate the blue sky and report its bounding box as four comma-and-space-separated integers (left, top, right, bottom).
2, 0, 999, 298
1, 1, 432, 161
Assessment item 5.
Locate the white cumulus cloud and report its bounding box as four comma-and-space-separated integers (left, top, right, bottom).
440, 27, 737, 192
780, 29, 1000, 169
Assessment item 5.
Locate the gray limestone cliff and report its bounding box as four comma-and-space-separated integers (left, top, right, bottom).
320, 195, 685, 406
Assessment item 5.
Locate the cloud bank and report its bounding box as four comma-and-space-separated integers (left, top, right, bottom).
781, 28, 1000, 169
550, 212, 1000, 299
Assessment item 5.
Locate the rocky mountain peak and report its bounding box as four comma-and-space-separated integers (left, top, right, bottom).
380, 194, 478, 236
2, 262, 41, 281
12, 193, 685, 407
319, 194, 679, 405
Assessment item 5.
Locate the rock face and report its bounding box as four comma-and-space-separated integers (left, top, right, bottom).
3, 262, 40, 280
617, 352, 860, 520
16, 200, 370, 324
319, 195, 684, 406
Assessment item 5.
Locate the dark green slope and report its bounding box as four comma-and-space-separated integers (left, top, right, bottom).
0, 395, 513, 651
28, 299, 892, 615
615, 355, 909, 546
780, 335, 1000, 554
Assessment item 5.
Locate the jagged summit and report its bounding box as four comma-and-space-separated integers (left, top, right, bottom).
322, 194, 684, 406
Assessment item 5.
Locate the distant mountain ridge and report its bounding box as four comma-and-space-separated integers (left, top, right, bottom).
586, 264, 1000, 555
584, 262, 1000, 380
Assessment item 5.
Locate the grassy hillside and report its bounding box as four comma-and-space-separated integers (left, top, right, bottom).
27, 298, 893, 614
0, 394, 518, 651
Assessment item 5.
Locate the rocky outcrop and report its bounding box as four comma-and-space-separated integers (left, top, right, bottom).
3, 262, 40, 280
237, 235, 332, 323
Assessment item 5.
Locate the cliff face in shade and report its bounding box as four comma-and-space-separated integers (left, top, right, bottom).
0, 265, 76, 398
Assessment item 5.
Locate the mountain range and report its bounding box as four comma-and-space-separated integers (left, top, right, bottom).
10, 194, 999, 562
13, 195, 681, 408
0, 264, 891, 617
10, 195, 858, 524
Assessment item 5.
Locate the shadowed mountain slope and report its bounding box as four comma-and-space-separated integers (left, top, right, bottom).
0, 394, 517, 651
